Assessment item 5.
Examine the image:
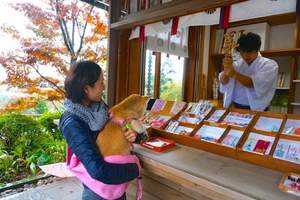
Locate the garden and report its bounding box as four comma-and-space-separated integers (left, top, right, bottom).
0, 110, 65, 187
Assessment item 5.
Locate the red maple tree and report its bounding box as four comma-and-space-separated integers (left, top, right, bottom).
0, 0, 107, 113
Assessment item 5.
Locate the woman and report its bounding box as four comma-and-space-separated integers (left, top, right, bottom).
59, 61, 139, 200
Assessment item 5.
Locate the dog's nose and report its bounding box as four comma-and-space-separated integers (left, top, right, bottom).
135, 131, 149, 144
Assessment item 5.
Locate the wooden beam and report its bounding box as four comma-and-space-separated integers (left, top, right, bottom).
136, 151, 255, 200
212, 48, 300, 58
107, 0, 122, 107
207, 27, 218, 99
212, 12, 296, 29
195, 27, 205, 100
294, 16, 300, 48
184, 27, 198, 102
128, 39, 143, 95
115, 30, 131, 103
111, 0, 246, 30
288, 15, 300, 113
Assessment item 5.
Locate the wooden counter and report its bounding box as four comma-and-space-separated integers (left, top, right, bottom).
133, 144, 298, 200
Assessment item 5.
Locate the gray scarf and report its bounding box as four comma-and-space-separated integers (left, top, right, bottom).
64, 99, 109, 131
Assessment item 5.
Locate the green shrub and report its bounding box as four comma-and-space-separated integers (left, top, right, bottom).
0, 112, 66, 185
0, 112, 43, 152
35, 99, 49, 114
0, 154, 18, 183
38, 112, 62, 139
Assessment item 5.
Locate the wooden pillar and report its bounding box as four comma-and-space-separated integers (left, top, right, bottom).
107, 0, 122, 107
288, 15, 300, 113
184, 26, 203, 102
128, 39, 143, 96
183, 27, 197, 102
115, 30, 131, 103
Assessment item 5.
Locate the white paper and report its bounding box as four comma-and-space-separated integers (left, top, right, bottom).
254, 116, 283, 132
222, 112, 254, 127
207, 109, 226, 122
174, 126, 194, 135
282, 119, 300, 136
221, 129, 243, 148
242, 132, 275, 155
273, 139, 300, 164
145, 140, 170, 147
195, 125, 225, 143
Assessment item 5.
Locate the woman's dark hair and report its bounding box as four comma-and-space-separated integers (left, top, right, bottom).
236, 32, 261, 52
65, 61, 102, 103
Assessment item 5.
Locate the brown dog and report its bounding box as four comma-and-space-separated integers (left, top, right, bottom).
96, 94, 149, 157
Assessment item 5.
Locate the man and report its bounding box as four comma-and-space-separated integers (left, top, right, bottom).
219, 32, 278, 111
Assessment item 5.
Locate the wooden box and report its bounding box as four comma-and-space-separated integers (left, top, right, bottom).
270, 114, 300, 173
146, 101, 300, 174
237, 111, 285, 171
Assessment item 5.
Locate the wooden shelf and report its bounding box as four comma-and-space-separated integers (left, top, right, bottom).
212, 48, 300, 58
291, 102, 300, 106
276, 87, 290, 90
212, 12, 296, 29
110, 0, 246, 30
293, 80, 300, 83
261, 48, 300, 57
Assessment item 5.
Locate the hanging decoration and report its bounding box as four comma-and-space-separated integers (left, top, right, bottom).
171, 17, 179, 35
146, 28, 188, 57
139, 25, 145, 41
219, 5, 231, 29
297, 0, 300, 16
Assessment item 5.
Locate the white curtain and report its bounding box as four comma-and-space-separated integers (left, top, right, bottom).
146, 28, 188, 57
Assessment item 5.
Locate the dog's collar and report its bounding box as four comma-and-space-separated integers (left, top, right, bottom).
109, 112, 137, 129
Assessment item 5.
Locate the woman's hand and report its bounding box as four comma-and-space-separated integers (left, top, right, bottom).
124, 129, 137, 143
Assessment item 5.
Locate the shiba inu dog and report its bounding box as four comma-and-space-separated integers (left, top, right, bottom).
97, 94, 149, 156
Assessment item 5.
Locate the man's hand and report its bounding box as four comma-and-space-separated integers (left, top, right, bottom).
124, 129, 137, 143
220, 71, 230, 85
222, 55, 236, 77
222, 55, 254, 88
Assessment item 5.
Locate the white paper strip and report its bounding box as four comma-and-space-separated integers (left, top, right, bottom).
129, 0, 297, 40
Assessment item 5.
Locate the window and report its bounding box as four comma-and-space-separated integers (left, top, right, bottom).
143, 49, 185, 101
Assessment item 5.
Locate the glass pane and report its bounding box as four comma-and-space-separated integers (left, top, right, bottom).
160, 53, 184, 101
144, 50, 156, 97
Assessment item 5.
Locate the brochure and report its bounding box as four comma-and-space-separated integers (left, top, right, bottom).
221, 129, 243, 148
195, 125, 226, 143
242, 132, 275, 155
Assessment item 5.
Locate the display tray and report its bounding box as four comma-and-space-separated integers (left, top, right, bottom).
273, 138, 300, 165
146, 99, 300, 174
278, 173, 300, 197
152, 122, 240, 159
281, 114, 300, 138
237, 127, 277, 169
140, 137, 176, 152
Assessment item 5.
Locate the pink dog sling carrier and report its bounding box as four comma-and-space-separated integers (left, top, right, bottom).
66, 147, 143, 200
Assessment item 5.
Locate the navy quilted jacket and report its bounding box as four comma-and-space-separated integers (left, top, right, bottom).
59, 112, 139, 184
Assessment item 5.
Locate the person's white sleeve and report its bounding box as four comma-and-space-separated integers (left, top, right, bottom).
219, 71, 234, 94
249, 60, 278, 98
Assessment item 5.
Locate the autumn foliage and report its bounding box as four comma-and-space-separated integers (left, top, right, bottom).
0, 0, 108, 113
